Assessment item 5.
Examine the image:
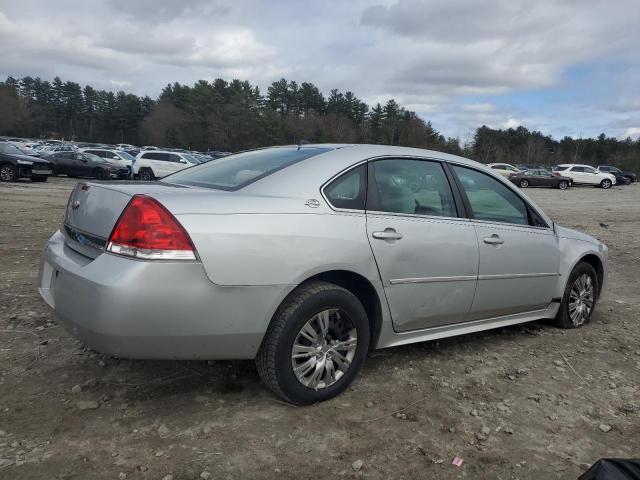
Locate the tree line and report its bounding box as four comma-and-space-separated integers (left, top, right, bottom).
0, 75, 638, 170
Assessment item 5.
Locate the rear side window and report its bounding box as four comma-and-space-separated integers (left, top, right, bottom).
166, 154, 182, 163
571, 167, 585, 172
164, 147, 331, 190
451, 165, 530, 226
142, 152, 164, 161
367, 159, 457, 217
324, 165, 366, 210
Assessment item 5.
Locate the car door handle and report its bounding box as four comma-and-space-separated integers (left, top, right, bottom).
483, 234, 504, 245
372, 228, 403, 240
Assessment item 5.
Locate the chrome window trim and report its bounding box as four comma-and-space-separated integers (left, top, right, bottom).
366, 210, 471, 224
320, 154, 464, 218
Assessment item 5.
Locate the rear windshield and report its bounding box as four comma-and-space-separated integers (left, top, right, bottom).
163, 147, 331, 190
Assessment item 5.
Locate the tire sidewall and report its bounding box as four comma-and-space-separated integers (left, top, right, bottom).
273, 287, 369, 404
0, 164, 17, 182
519, 179, 529, 188
558, 181, 568, 190
558, 262, 598, 328
140, 168, 152, 181
601, 179, 612, 189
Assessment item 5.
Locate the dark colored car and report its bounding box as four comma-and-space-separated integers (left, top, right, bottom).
509, 167, 572, 190
0, 143, 52, 182
43, 152, 125, 179
597, 166, 636, 184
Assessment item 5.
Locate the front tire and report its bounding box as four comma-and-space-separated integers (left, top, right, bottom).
519, 179, 529, 188
557, 180, 568, 190
553, 262, 598, 329
256, 281, 370, 405
600, 179, 612, 189
0, 164, 17, 182
138, 168, 154, 181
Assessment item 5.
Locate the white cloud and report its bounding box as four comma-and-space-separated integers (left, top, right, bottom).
622, 127, 640, 140
0, 0, 639, 138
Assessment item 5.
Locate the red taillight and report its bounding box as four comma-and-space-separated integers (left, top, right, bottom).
107, 195, 196, 260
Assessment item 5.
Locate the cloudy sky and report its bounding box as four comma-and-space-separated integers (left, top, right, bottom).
1, 0, 639, 140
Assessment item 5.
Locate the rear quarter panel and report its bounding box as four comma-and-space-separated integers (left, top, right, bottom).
177, 212, 380, 287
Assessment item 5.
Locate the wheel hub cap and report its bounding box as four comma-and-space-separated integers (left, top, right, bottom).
569, 274, 594, 326
291, 308, 357, 390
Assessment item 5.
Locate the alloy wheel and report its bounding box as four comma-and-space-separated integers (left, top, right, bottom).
519, 179, 529, 188
568, 273, 594, 327
290, 308, 357, 390
601, 179, 612, 189
0, 165, 15, 181
558, 181, 568, 190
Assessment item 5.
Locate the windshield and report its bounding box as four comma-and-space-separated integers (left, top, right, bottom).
164, 146, 332, 190
0, 143, 24, 155
117, 151, 135, 161
183, 153, 202, 164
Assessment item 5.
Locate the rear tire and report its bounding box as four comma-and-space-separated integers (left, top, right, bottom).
94, 168, 109, 180
600, 179, 612, 189
519, 179, 529, 188
0, 164, 17, 182
558, 180, 568, 190
553, 262, 598, 329
256, 281, 370, 405
139, 168, 154, 181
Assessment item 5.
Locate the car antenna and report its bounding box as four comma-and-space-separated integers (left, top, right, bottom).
297, 139, 310, 151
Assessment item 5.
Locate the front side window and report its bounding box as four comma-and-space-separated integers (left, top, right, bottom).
324, 165, 366, 210
142, 152, 163, 161
570, 166, 584, 172
584, 167, 597, 174
165, 147, 332, 190
451, 165, 530, 226
367, 159, 457, 217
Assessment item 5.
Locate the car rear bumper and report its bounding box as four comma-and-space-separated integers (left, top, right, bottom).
38, 230, 289, 359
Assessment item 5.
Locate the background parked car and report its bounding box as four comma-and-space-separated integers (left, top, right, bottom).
0, 142, 52, 182
487, 163, 522, 177
133, 150, 200, 180
43, 151, 123, 179
509, 167, 572, 189
553, 164, 616, 189
80, 148, 135, 175
597, 165, 636, 184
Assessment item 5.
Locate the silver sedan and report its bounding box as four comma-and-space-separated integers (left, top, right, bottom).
39, 145, 607, 404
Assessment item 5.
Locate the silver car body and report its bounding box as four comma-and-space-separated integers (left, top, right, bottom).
39, 145, 608, 359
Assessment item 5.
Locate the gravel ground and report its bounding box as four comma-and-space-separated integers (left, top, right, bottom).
0, 177, 639, 479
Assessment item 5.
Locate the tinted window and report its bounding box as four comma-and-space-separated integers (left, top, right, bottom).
368, 159, 457, 217
584, 166, 597, 174
56, 152, 74, 160
571, 166, 585, 172
164, 147, 331, 190
142, 152, 164, 161
554, 166, 569, 171
324, 165, 366, 210
452, 165, 530, 226
166, 154, 182, 163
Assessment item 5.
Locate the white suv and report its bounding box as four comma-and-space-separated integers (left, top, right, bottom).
554, 164, 616, 189
133, 151, 201, 180
487, 163, 522, 177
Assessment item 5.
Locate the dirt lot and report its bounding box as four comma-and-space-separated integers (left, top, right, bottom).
1, 177, 639, 480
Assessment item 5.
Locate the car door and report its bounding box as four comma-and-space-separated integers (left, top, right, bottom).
583, 166, 602, 184
146, 153, 171, 177
450, 164, 559, 320
365, 158, 479, 332
73, 153, 93, 176
51, 152, 72, 174
568, 166, 589, 184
